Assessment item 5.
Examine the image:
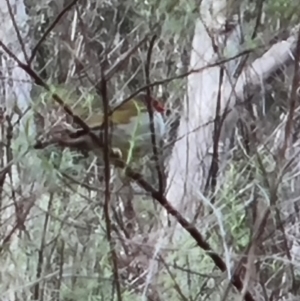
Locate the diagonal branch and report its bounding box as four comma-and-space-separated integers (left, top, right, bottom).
4, 25, 300, 300
29, 0, 79, 64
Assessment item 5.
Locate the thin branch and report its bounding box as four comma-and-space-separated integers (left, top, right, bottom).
3, 55, 254, 300
204, 66, 225, 197
104, 30, 156, 82
112, 47, 258, 115
122, 164, 255, 301
100, 70, 122, 301
145, 35, 165, 195
0, 196, 35, 254
63, 28, 152, 96
5, 0, 29, 63
6, 31, 299, 301
280, 26, 300, 158
34, 193, 54, 300
233, 0, 265, 78
29, 0, 79, 64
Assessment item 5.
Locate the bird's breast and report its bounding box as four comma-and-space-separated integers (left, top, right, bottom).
111, 112, 165, 146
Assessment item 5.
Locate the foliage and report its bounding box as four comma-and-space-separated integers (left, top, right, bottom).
1, 0, 300, 300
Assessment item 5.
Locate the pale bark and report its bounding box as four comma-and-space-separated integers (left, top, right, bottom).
158, 0, 299, 296
166, 3, 298, 223
166, 0, 243, 221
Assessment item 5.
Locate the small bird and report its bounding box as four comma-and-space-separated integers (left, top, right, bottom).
49, 92, 167, 161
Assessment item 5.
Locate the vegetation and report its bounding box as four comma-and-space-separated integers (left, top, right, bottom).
0, 0, 300, 300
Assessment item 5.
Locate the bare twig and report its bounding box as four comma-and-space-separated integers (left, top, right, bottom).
280, 26, 300, 158
0, 37, 256, 301
104, 31, 156, 82
204, 66, 225, 197
100, 71, 122, 301
29, 0, 79, 64
145, 35, 165, 195
112, 47, 256, 115
0, 195, 35, 254
5, 0, 29, 62
33, 193, 54, 300
122, 163, 255, 301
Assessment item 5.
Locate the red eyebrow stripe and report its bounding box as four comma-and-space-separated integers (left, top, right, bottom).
153, 99, 165, 113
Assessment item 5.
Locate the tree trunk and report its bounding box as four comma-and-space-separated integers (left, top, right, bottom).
159, 0, 299, 297
165, 1, 298, 224
162, 0, 299, 262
